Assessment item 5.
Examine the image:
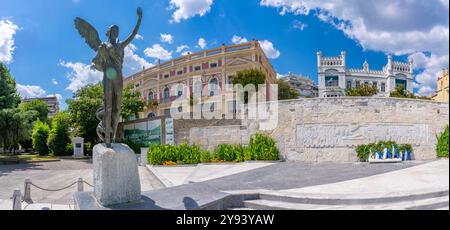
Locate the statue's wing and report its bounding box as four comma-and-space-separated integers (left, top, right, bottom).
74, 17, 101, 51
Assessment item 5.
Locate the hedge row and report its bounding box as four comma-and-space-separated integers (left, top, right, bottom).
148, 133, 279, 165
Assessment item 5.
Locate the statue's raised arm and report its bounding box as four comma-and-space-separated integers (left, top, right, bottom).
74, 18, 101, 51
122, 7, 143, 47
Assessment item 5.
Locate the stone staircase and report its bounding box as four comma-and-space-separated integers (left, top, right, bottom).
228, 189, 450, 210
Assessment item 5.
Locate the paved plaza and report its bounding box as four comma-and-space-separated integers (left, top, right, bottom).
0, 159, 164, 209
1, 159, 448, 210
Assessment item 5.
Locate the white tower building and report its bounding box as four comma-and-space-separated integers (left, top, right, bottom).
317, 51, 414, 97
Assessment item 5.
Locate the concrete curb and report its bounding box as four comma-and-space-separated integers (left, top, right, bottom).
223, 187, 450, 206
146, 165, 171, 188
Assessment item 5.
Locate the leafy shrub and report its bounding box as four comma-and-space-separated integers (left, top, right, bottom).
47, 112, 71, 156
355, 141, 413, 162
436, 125, 449, 158
213, 144, 245, 162
179, 143, 201, 164
31, 120, 50, 156
346, 85, 378, 97
66, 142, 74, 155
148, 144, 206, 165
355, 144, 373, 162
84, 142, 93, 156
148, 134, 280, 165
200, 150, 212, 163
246, 133, 279, 161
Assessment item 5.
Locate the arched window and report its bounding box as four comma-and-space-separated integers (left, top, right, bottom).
163, 87, 170, 103
177, 84, 184, 98
148, 91, 154, 101
194, 80, 202, 97
209, 77, 219, 96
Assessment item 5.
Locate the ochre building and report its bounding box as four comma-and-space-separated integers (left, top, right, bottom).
124, 41, 277, 118
432, 68, 449, 102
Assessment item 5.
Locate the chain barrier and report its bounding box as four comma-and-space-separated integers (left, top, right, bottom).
30, 181, 78, 192
12, 178, 93, 210
83, 181, 94, 188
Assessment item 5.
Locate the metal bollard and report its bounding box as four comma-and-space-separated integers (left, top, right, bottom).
23, 178, 32, 202
77, 178, 84, 192
12, 189, 22, 210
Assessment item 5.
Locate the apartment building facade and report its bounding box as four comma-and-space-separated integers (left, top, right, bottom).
22, 96, 60, 117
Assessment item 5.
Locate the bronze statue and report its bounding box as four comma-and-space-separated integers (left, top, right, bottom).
75, 7, 143, 147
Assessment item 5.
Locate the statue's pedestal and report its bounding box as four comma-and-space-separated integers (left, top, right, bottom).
92, 143, 141, 207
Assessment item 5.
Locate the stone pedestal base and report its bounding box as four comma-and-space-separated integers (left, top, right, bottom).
93, 143, 141, 207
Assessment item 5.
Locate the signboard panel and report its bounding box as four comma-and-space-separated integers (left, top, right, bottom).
124, 119, 161, 146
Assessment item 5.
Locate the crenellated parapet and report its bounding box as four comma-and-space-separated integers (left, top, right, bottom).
318, 51, 346, 67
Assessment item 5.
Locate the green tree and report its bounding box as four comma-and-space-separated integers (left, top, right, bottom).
389, 85, 416, 98
48, 111, 71, 156
346, 84, 379, 97
121, 84, 145, 121
0, 64, 27, 153
0, 63, 21, 109
232, 69, 267, 103
277, 79, 300, 100
0, 109, 31, 153
19, 99, 50, 123
15, 100, 50, 152
31, 120, 50, 156
66, 83, 103, 144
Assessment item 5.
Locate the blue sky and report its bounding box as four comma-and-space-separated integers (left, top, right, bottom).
1, 0, 448, 110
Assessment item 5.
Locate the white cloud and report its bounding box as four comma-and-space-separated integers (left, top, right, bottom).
231, 35, 248, 44
181, 51, 192, 56
60, 61, 102, 93
52, 78, 58, 85
292, 20, 307, 31
124, 44, 154, 73
276, 73, 285, 79
144, 44, 173, 61
198, 38, 207, 49
169, 0, 214, 23
135, 34, 144, 40
231, 36, 280, 59
259, 40, 281, 59
0, 20, 19, 64
160, 33, 174, 44
408, 52, 449, 96
260, 0, 449, 94
176, 45, 189, 53
17, 84, 47, 99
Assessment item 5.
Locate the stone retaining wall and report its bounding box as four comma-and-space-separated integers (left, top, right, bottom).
189, 98, 449, 162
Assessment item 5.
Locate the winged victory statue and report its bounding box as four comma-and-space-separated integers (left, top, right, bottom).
74, 7, 143, 148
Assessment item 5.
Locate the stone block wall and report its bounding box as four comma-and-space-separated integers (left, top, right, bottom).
119, 98, 448, 162
174, 119, 241, 146
188, 98, 449, 162
270, 98, 448, 162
